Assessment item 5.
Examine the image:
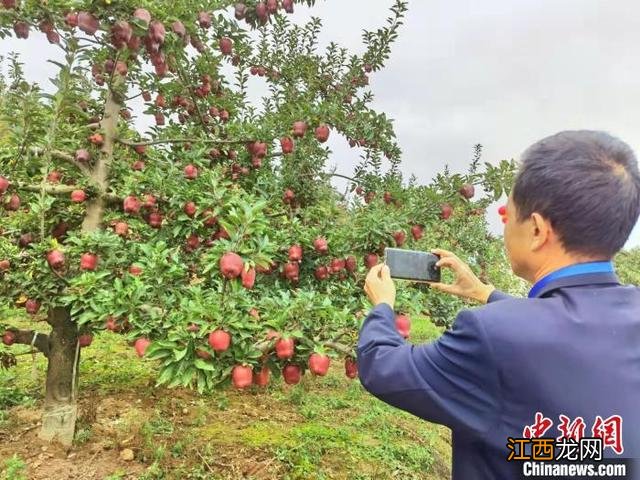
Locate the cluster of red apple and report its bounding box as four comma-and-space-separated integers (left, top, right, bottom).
234, 0, 296, 26
498, 205, 507, 224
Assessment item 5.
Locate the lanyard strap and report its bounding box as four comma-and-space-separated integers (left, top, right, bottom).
528, 261, 615, 298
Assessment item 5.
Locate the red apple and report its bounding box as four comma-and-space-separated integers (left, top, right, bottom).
364, 253, 378, 269
329, 258, 346, 274
25, 299, 40, 315
149, 21, 165, 44
148, 211, 163, 228
292, 121, 307, 138
241, 267, 256, 289
0, 259, 9, 272
314, 265, 329, 281
309, 353, 330, 376
65, 12, 78, 27
198, 11, 212, 29
19, 233, 33, 248
184, 201, 197, 218
283, 189, 295, 204
411, 225, 424, 241
184, 164, 198, 179
2, 329, 15, 346
13, 21, 29, 39
234, 3, 247, 20
255, 2, 269, 23
253, 366, 270, 387
275, 337, 295, 359
78, 334, 93, 347
220, 252, 244, 279
47, 249, 65, 270
111, 20, 132, 49
114, 222, 128, 237
219, 37, 233, 55
132, 160, 145, 171
459, 183, 475, 199
393, 230, 406, 247
44, 30, 59, 43
133, 8, 151, 26
129, 265, 143, 276
314, 124, 330, 143
185, 234, 200, 251
195, 349, 212, 360
80, 253, 98, 271
345, 256, 357, 272
283, 262, 299, 282
383, 191, 393, 204
71, 190, 86, 203
280, 137, 294, 154
283, 0, 294, 13
345, 357, 358, 379
232, 365, 253, 389
208, 329, 231, 352
5, 194, 20, 211
0, 175, 9, 194
282, 364, 301, 385
134, 337, 151, 357
288, 245, 302, 262
395, 314, 411, 338
313, 237, 328, 255
123, 195, 141, 214
89, 133, 103, 146
77, 12, 99, 35
172, 20, 186, 38
266, 0, 278, 14
440, 203, 453, 220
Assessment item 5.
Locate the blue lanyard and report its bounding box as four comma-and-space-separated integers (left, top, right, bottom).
528, 261, 615, 298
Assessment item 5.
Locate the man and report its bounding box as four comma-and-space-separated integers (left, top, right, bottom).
358, 130, 640, 479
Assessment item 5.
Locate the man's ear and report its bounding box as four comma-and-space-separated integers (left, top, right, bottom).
530, 212, 551, 251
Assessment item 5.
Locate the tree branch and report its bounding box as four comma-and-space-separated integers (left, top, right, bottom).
324, 341, 354, 356
31, 147, 92, 177
117, 137, 249, 147
6, 329, 50, 357
14, 182, 78, 195
329, 173, 359, 183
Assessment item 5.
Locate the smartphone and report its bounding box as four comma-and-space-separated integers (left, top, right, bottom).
384, 248, 441, 283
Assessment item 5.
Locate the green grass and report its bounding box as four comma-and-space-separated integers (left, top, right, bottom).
0, 313, 451, 479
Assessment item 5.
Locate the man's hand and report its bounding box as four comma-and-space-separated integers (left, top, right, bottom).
429, 248, 496, 304
365, 264, 396, 309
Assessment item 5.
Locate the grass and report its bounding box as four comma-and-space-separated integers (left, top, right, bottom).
0, 313, 451, 479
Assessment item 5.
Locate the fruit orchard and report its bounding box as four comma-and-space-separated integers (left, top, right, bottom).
0, 0, 517, 449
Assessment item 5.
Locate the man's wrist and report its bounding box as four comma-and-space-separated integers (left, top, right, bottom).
473, 284, 496, 304
375, 301, 395, 311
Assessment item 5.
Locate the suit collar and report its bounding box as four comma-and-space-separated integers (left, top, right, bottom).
529, 262, 620, 298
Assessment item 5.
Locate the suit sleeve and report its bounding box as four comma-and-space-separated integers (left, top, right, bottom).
357, 303, 501, 435
487, 289, 516, 303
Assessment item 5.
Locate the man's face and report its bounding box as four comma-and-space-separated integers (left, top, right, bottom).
504, 193, 533, 280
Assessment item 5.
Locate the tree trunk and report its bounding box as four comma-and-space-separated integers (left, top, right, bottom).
38, 306, 80, 447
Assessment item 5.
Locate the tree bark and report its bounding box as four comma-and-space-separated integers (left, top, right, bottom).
38, 306, 80, 447
81, 90, 120, 233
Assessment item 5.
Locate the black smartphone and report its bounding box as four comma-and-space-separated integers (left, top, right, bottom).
384, 248, 441, 283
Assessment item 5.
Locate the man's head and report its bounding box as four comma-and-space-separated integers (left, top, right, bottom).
504, 130, 640, 282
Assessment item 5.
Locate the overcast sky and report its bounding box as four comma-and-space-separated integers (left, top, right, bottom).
2, 0, 639, 248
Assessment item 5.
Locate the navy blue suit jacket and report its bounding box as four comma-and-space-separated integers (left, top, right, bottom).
357, 270, 639, 479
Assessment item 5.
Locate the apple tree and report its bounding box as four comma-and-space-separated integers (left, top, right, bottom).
0, 0, 515, 447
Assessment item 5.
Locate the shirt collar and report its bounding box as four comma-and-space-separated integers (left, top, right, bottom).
528, 261, 619, 298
